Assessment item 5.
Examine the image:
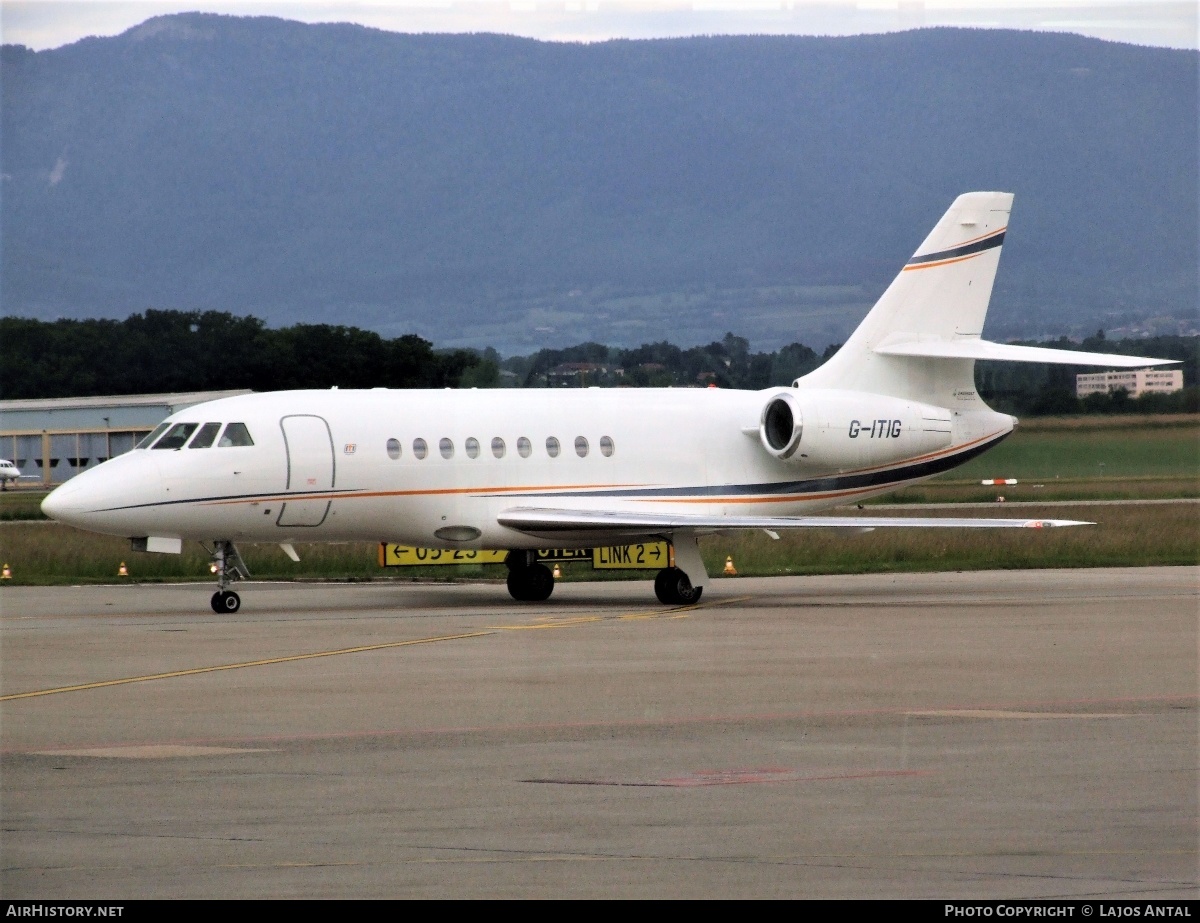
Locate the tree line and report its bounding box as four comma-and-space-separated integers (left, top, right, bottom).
0, 311, 478, 398
2, 311, 1195, 416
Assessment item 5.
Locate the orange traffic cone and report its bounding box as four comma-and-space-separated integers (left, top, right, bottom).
117, 561, 129, 577
552, 564, 562, 579
1, 563, 11, 580
723, 556, 737, 576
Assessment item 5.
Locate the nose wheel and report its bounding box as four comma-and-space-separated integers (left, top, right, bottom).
211, 590, 241, 613
206, 540, 249, 613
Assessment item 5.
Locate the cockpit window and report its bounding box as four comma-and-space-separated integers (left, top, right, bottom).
152, 423, 199, 450
218, 423, 254, 447
188, 422, 222, 449
137, 423, 171, 449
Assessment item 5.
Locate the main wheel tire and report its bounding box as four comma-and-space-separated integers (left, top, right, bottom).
507, 563, 555, 602
654, 568, 676, 604
526, 563, 554, 602
676, 580, 702, 605
507, 567, 531, 601
211, 590, 241, 613
654, 567, 702, 605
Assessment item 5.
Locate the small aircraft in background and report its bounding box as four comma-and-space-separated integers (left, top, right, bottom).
0, 459, 38, 490
40, 192, 1176, 613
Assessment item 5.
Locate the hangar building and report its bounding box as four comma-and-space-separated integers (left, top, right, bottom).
0, 391, 250, 488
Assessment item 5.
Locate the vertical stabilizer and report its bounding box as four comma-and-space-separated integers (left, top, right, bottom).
801, 192, 1013, 405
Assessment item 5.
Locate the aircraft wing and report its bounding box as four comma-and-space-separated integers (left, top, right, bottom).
498, 506, 1090, 541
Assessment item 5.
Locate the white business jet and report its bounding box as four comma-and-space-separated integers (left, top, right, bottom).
0, 459, 38, 490
41, 193, 1174, 613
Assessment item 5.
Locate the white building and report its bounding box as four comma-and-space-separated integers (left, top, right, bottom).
1075, 368, 1183, 399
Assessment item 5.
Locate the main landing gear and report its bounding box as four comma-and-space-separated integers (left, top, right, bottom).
207, 540, 249, 613
655, 531, 706, 605
505, 551, 555, 602
503, 533, 708, 606
653, 567, 703, 605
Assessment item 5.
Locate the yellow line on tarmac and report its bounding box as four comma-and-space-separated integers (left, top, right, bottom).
1, 595, 758, 703
0, 630, 496, 702
492, 615, 607, 630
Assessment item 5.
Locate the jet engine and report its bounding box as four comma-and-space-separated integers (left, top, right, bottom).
759, 388, 954, 471
759, 392, 804, 459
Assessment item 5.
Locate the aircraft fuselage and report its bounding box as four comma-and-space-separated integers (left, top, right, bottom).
41, 386, 1014, 549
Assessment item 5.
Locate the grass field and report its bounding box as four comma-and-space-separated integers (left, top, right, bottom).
1, 501, 1196, 586
0, 414, 1195, 586
879, 414, 1199, 503
950, 416, 1198, 480
0, 491, 47, 521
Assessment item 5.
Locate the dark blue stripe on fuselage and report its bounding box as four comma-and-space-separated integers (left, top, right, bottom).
89, 432, 1010, 513
906, 230, 1006, 267
488, 431, 1010, 501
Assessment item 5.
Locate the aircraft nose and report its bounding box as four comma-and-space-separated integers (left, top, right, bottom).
41, 480, 85, 523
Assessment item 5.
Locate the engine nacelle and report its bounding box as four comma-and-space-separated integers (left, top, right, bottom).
759, 389, 953, 471
759, 391, 805, 459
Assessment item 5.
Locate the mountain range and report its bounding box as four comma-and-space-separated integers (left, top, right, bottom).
2, 14, 1196, 353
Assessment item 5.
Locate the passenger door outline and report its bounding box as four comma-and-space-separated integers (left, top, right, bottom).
277, 415, 335, 527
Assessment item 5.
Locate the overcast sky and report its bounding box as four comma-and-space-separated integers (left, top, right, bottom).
2, 1, 1196, 51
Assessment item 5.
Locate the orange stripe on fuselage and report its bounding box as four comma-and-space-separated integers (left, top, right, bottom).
201, 482, 644, 507
823, 428, 1002, 477
628, 429, 1008, 505
192, 430, 1007, 509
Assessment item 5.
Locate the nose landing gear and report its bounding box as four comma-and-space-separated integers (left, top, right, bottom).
206, 541, 249, 613
212, 589, 241, 613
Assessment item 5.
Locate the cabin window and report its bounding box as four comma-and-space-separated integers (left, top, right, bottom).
218, 423, 254, 447
545, 436, 560, 458
188, 422, 222, 449
491, 437, 506, 459
574, 436, 589, 458
137, 423, 171, 449
600, 435, 615, 457
439, 438, 454, 459
413, 438, 428, 460
386, 438, 401, 460
153, 423, 199, 450
517, 437, 532, 458
465, 437, 480, 459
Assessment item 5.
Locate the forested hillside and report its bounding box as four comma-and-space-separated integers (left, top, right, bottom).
2, 16, 1196, 353
3, 311, 1195, 417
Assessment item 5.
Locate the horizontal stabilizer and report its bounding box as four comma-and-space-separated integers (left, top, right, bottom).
874, 338, 1176, 367
499, 506, 1090, 540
